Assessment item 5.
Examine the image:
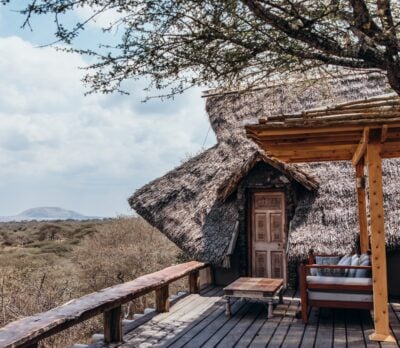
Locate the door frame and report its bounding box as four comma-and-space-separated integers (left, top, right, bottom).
247, 189, 288, 284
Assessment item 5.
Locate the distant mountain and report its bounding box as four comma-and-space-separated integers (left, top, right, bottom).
0, 207, 101, 222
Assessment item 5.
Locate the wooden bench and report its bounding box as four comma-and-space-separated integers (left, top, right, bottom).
299, 253, 373, 323
0, 261, 212, 348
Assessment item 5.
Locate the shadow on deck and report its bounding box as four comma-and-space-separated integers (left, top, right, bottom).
93, 286, 400, 348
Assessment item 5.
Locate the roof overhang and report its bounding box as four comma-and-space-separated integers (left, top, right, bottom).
245, 95, 400, 163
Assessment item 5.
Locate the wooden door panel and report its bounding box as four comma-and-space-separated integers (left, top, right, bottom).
255, 251, 268, 277
270, 213, 283, 242
271, 251, 284, 279
255, 213, 267, 241
255, 195, 283, 210
251, 192, 286, 284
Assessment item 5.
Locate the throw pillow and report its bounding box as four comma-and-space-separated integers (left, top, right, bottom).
347, 254, 360, 277
315, 256, 342, 277
337, 255, 352, 276
355, 254, 371, 278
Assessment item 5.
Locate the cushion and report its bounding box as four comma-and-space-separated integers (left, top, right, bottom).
337, 255, 352, 276
347, 254, 360, 277
308, 290, 373, 302
315, 256, 341, 277
307, 275, 372, 286
355, 254, 371, 278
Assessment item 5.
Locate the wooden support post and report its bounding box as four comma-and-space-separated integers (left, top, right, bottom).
355, 160, 369, 253
104, 306, 122, 343
299, 263, 308, 324
189, 271, 199, 294
366, 141, 395, 343
155, 285, 170, 313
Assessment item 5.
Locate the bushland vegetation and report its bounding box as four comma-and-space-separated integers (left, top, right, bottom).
0, 217, 184, 347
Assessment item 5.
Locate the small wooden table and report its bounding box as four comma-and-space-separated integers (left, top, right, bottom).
223, 277, 284, 318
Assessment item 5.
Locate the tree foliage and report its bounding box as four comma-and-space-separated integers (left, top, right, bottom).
3, 0, 400, 95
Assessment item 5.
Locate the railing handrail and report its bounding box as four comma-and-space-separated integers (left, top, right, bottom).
0, 261, 209, 348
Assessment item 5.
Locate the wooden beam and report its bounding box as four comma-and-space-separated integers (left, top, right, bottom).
155, 285, 170, 313
104, 306, 122, 343
355, 160, 369, 254
352, 127, 370, 166
381, 125, 388, 143
366, 141, 395, 343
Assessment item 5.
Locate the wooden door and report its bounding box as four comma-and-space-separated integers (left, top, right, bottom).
251, 192, 286, 285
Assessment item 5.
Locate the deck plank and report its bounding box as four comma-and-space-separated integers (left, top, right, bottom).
160, 299, 229, 347
268, 300, 299, 348
120, 288, 222, 347
179, 300, 247, 347
249, 297, 292, 347
299, 307, 319, 348
385, 304, 400, 347
314, 308, 334, 348
281, 302, 305, 348
345, 309, 366, 347
216, 302, 263, 347
234, 308, 267, 348
105, 289, 400, 348
200, 301, 253, 348
358, 310, 379, 348
332, 309, 347, 348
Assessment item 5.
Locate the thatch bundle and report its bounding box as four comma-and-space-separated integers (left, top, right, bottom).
130, 72, 400, 265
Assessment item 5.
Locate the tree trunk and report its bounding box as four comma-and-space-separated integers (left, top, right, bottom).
386, 63, 400, 96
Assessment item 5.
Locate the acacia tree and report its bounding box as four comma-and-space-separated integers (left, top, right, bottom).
3, 0, 400, 96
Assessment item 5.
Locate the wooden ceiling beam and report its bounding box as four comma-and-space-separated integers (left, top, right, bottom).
352, 127, 370, 167
381, 125, 388, 143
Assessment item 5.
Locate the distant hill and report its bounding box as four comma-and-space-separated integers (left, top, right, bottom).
0, 207, 101, 222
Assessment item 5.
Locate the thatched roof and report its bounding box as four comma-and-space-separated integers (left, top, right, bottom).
129, 138, 316, 264
130, 72, 400, 264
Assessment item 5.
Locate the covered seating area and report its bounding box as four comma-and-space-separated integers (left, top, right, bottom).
246, 94, 400, 343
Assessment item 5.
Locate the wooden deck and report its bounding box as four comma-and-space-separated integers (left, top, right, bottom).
93, 286, 400, 348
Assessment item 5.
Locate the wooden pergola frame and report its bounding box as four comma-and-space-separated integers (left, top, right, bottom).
246, 94, 400, 343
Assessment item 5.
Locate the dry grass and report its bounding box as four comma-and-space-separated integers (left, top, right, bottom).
0, 217, 186, 347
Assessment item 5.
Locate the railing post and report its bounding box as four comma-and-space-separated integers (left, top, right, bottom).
104, 306, 122, 343
189, 270, 199, 294
155, 284, 170, 312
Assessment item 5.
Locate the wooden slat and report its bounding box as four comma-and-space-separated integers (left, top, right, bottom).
234, 309, 267, 348
314, 308, 334, 348
299, 307, 319, 348
345, 310, 367, 347
186, 301, 249, 347
249, 295, 293, 347
0, 261, 208, 348
216, 303, 263, 347
333, 309, 347, 348
382, 125, 389, 143
164, 298, 229, 347
267, 301, 298, 347
122, 287, 223, 347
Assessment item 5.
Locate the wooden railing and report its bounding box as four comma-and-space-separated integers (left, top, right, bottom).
0, 261, 212, 348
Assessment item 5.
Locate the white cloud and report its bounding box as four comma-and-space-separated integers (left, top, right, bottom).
0, 36, 216, 216
74, 5, 124, 29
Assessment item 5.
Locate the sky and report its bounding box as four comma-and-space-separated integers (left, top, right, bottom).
0, 5, 216, 217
